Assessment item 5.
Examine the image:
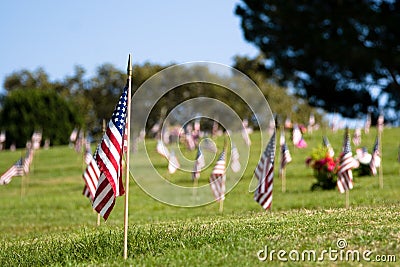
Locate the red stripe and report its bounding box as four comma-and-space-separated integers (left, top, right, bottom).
99, 138, 119, 175
106, 127, 122, 155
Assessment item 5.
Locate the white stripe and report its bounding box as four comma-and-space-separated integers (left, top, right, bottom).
100, 132, 121, 166
92, 175, 109, 208
262, 196, 272, 210
99, 189, 115, 217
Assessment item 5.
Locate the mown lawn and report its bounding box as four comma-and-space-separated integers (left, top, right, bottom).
0, 127, 399, 266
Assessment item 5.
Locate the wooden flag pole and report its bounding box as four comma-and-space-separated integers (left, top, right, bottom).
219, 199, 224, 213
345, 190, 350, 209
281, 168, 286, 193
123, 54, 133, 260
193, 177, 198, 200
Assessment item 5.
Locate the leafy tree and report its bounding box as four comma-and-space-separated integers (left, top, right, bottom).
234, 55, 324, 126
235, 0, 400, 122
0, 89, 82, 148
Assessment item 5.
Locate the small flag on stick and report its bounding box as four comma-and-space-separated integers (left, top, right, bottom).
83, 80, 129, 221
192, 147, 205, 180
230, 144, 241, 173
168, 150, 180, 174
209, 150, 226, 203
254, 132, 276, 211
337, 129, 354, 194
369, 136, 380, 176
0, 158, 24, 185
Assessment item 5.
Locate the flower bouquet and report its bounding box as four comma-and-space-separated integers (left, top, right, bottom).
306, 146, 339, 190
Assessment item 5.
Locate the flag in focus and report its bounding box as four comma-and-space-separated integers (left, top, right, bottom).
84, 80, 129, 220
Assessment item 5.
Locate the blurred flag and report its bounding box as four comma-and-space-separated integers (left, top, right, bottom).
168, 150, 180, 174
337, 129, 354, 193
364, 113, 371, 134
377, 113, 384, 133
292, 125, 302, 146
352, 128, 361, 146
209, 150, 226, 202
0, 158, 24, 185
84, 140, 93, 165
230, 144, 241, 173
369, 136, 380, 176
89, 81, 128, 220
309, 113, 315, 127
279, 130, 285, 146
323, 136, 335, 157
202, 138, 217, 153
279, 142, 292, 177
192, 147, 205, 180
32, 131, 42, 150
82, 157, 100, 201
254, 132, 276, 211
186, 133, 196, 151
74, 130, 84, 153
23, 148, 34, 174
194, 119, 200, 132
284, 117, 292, 129
156, 140, 170, 159
70, 128, 78, 143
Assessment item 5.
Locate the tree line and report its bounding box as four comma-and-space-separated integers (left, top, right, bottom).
0, 62, 321, 148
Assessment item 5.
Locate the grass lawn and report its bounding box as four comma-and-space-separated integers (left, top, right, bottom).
0, 127, 399, 266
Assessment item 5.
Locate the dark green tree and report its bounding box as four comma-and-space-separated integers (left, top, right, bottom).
235, 0, 400, 122
0, 89, 82, 148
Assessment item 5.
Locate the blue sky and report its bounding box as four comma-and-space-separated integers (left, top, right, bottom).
0, 0, 258, 92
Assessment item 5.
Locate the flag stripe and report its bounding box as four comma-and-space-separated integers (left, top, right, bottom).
254, 131, 276, 211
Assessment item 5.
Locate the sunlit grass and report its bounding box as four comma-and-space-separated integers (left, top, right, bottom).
0, 127, 399, 265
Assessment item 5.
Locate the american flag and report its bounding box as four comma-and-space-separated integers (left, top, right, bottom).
84, 140, 93, 165
23, 148, 34, 174
364, 113, 371, 134
156, 140, 170, 159
88, 81, 128, 220
279, 142, 292, 176
168, 150, 180, 174
0, 158, 24, 185
323, 136, 335, 157
230, 144, 241, 173
369, 136, 380, 176
337, 129, 354, 193
209, 150, 226, 202
254, 132, 276, 211
377, 113, 384, 133
82, 157, 100, 201
192, 147, 205, 180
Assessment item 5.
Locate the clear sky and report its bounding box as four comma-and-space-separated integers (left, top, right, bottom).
0, 0, 258, 92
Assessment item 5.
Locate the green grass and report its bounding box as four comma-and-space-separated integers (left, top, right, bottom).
0, 127, 399, 266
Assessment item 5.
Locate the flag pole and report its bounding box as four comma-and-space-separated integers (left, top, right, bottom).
123, 54, 132, 260
345, 190, 349, 209
281, 168, 286, 193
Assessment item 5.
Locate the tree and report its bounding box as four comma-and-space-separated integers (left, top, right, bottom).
0, 89, 82, 148
235, 0, 400, 122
